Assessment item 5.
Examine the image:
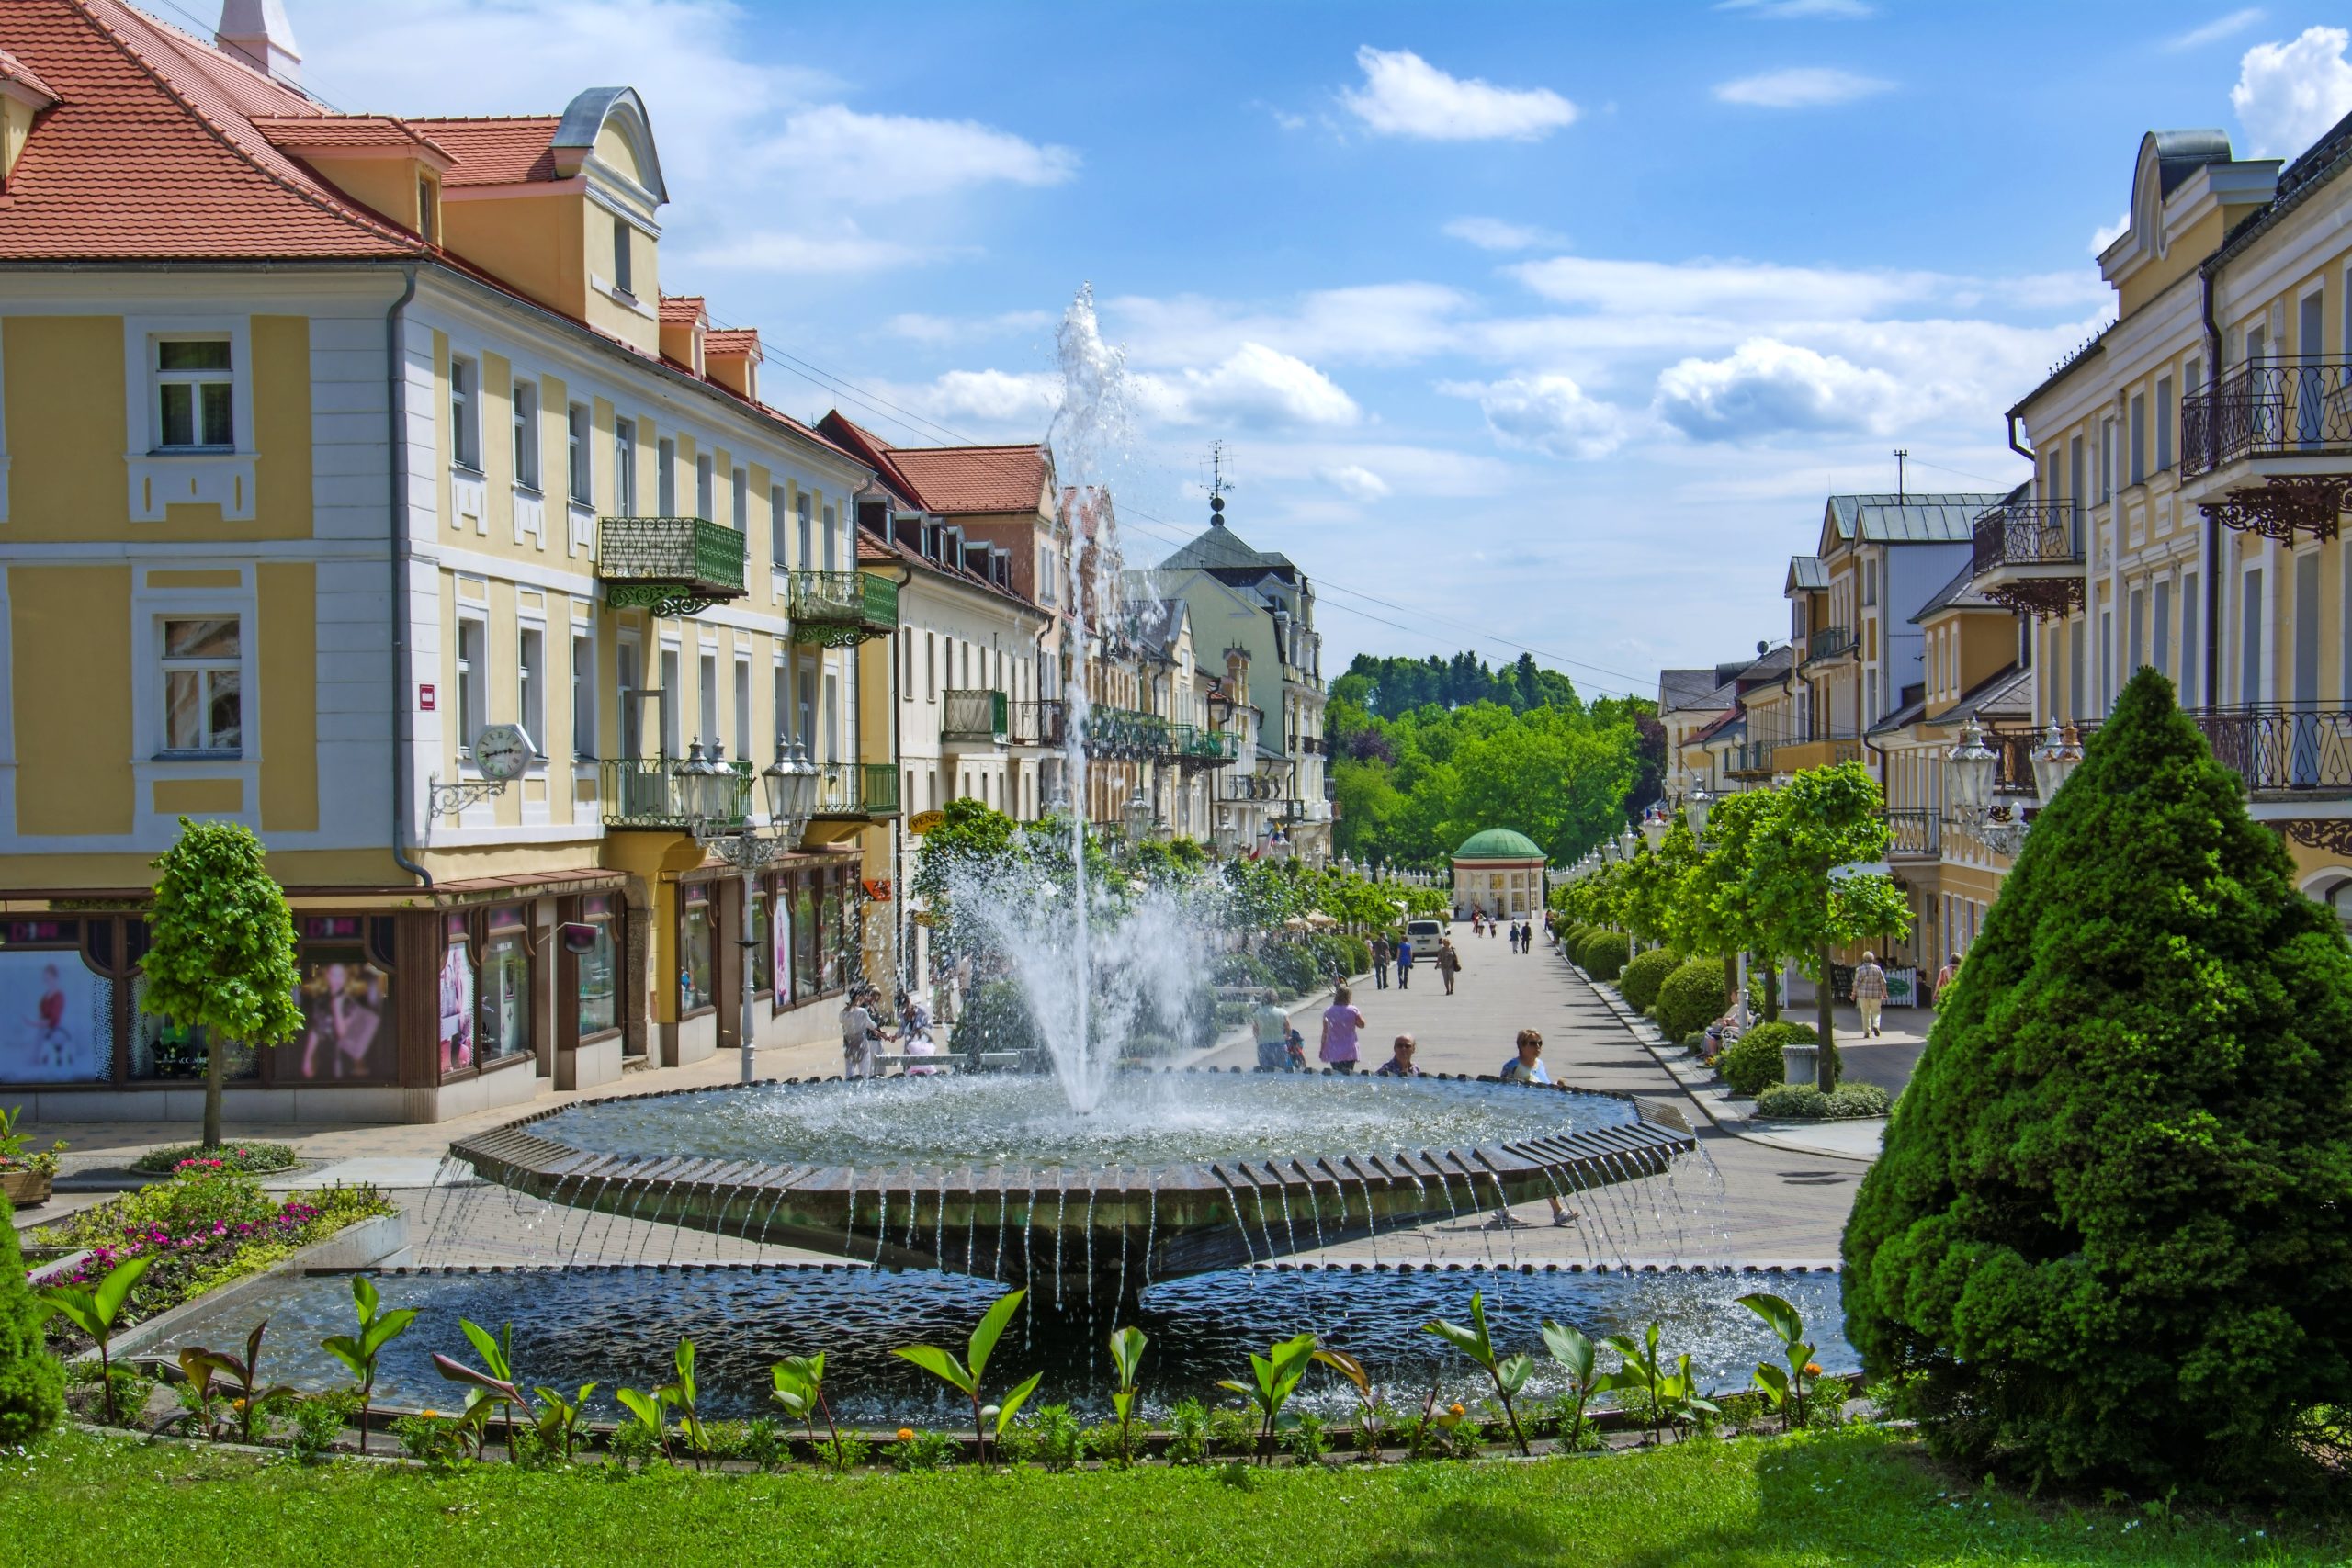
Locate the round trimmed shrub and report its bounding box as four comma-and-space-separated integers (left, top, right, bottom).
1718, 1021, 1817, 1097
1617, 947, 1680, 1011
1844, 671, 2352, 1491
1653, 956, 1727, 1042
0, 1188, 64, 1446
1264, 944, 1317, 995
1758, 1081, 1888, 1121
956, 979, 1039, 1058
1212, 952, 1274, 991
1577, 930, 1630, 981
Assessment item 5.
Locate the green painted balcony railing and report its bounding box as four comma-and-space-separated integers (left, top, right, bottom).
941, 689, 1009, 745
789, 570, 899, 646
811, 761, 900, 818
598, 756, 752, 830
597, 517, 747, 617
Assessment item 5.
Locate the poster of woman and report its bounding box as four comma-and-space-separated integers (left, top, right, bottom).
772, 894, 793, 1010
438, 930, 474, 1076
0, 949, 102, 1083
297, 951, 389, 1081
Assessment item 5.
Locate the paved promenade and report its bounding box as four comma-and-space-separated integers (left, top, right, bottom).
17, 929, 1870, 1269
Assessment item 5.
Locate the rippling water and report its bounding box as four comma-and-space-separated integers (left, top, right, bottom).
534, 1074, 1638, 1170
153, 1263, 1848, 1424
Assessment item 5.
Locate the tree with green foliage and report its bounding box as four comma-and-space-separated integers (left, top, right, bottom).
1842, 671, 2352, 1492
1743, 765, 1907, 1089
0, 1188, 64, 1446
1675, 789, 1781, 1022
141, 819, 302, 1150
910, 796, 1024, 912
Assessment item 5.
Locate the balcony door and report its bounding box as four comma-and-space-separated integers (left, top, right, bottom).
2293, 550, 2323, 786
2300, 292, 2327, 447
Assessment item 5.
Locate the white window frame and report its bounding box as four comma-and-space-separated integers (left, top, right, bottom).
657, 436, 677, 515
516, 620, 547, 762
571, 627, 597, 762
456, 609, 490, 759
698, 649, 719, 750
823, 503, 839, 570
770, 484, 789, 570
450, 354, 481, 471
695, 453, 715, 521
512, 376, 541, 491
123, 315, 259, 523
797, 491, 813, 568
733, 653, 752, 762
153, 336, 236, 452
156, 614, 244, 758
731, 466, 749, 534
614, 418, 637, 513
611, 212, 635, 299
567, 402, 592, 504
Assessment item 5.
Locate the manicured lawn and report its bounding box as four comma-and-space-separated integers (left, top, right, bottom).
0, 1426, 2335, 1566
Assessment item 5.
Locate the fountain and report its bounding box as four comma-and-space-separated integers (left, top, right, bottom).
447, 285, 1700, 1312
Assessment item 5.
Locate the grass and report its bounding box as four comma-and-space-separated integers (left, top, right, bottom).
1, 1425, 2336, 1567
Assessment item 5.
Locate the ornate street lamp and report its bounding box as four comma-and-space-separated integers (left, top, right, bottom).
691, 737, 824, 1087
1639, 801, 1670, 850
2030, 719, 2084, 804
1685, 784, 1713, 843
1616, 827, 1638, 861
1123, 787, 1153, 847
676, 741, 731, 824
1945, 717, 2024, 856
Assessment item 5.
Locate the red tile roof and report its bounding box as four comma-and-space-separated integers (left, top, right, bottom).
0, 0, 425, 259
0, 46, 58, 99
660, 294, 707, 325
704, 327, 760, 357
400, 116, 560, 187
884, 444, 1049, 514
249, 114, 452, 162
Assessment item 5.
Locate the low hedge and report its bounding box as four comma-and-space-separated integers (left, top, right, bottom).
129, 1141, 299, 1176
1653, 956, 1727, 1042
1717, 1021, 1815, 1097
1617, 947, 1680, 1011
1211, 952, 1274, 991
1755, 1081, 1889, 1121
1577, 931, 1630, 981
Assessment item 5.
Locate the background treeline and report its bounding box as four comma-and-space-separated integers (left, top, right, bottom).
1328, 650, 1663, 870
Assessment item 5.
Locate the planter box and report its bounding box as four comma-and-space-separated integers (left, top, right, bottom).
2, 1167, 52, 1207
1781, 1043, 1820, 1088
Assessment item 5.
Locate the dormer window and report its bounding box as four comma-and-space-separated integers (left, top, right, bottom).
417, 174, 440, 246
156, 339, 234, 450
612, 214, 634, 299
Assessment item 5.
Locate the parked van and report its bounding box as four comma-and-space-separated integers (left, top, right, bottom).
1404, 917, 1446, 947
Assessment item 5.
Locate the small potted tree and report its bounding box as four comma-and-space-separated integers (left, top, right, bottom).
0, 1107, 65, 1208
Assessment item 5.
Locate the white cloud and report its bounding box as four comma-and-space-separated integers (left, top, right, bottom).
1340, 47, 1577, 141
1716, 0, 1875, 17
2090, 212, 2130, 255
1159, 344, 1362, 429
1654, 339, 1902, 442
919, 369, 1063, 429
2233, 27, 2352, 157
1108, 283, 1472, 367
1446, 374, 1627, 459
883, 310, 1056, 344
1319, 464, 1392, 502
1713, 67, 1894, 108
765, 104, 1077, 199
2165, 8, 2265, 51
1509, 254, 1940, 320
1443, 217, 1569, 252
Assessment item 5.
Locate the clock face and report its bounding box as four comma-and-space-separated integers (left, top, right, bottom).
471, 723, 535, 781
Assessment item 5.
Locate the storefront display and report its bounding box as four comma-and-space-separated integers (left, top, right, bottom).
679, 884, 714, 1015
438, 914, 474, 1076
0, 931, 106, 1084
477, 906, 533, 1066
574, 893, 620, 1040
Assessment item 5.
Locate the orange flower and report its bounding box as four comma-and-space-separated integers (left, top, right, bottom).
1448, 1403, 1465, 1417
419, 1409, 440, 1419
1804, 1362, 1823, 1378
896, 1427, 915, 1442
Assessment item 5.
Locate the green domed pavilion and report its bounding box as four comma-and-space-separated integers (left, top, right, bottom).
1450, 829, 1546, 919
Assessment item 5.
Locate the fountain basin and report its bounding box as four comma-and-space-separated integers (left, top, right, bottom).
448, 1072, 1699, 1302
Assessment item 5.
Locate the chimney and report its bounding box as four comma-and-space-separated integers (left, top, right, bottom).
218, 0, 302, 85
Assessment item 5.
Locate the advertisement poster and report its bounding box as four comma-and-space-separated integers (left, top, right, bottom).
295, 948, 390, 1082
438, 923, 475, 1075
772, 895, 793, 1009
0, 948, 104, 1083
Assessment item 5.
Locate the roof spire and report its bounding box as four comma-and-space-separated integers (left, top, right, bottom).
217, 0, 301, 86
1206, 440, 1232, 526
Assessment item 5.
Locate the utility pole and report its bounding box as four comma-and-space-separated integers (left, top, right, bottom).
1894, 448, 1909, 502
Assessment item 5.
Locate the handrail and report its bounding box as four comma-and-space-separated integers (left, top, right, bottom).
1802, 626, 1856, 664
2189, 704, 2352, 792
1972, 501, 2083, 573
2182, 357, 2352, 476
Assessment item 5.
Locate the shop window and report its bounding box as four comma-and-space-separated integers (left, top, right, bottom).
291, 919, 393, 1083
0, 922, 110, 1084
438, 913, 475, 1076
574, 893, 621, 1039
820, 879, 845, 993
477, 906, 533, 1066
680, 884, 715, 1015
751, 884, 774, 996
793, 879, 819, 1002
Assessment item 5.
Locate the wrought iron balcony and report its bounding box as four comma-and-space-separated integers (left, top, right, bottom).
597, 517, 747, 618
1802, 626, 1856, 665
941, 689, 1010, 747
598, 756, 751, 830
1167, 723, 1240, 772
1082, 705, 1173, 759
2183, 359, 2352, 478
1011, 698, 1067, 749
1884, 807, 1939, 858
1723, 741, 1777, 780
809, 761, 900, 819
1772, 736, 1861, 773
1225, 773, 1286, 803
1970, 500, 2086, 617
788, 570, 899, 647
2191, 705, 2352, 794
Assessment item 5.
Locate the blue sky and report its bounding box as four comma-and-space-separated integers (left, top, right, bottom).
213, 1, 2352, 699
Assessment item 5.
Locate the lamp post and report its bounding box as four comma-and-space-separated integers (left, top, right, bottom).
2030, 719, 2084, 804
1686, 784, 1713, 844
1944, 717, 2023, 857
1122, 787, 1153, 857
693, 738, 820, 1083
1639, 801, 1670, 851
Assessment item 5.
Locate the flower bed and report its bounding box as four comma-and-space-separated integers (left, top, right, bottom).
130, 1141, 300, 1176
32, 1168, 393, 1355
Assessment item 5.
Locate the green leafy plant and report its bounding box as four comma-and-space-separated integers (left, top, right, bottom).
431, 1317, 526, 1461
740, 1416, 788, 1472
1654, 955, 1731, 1043
1757, 1081, 1885, 1120
319, 1274, 414, 1455
36, 1254, 152, 1426
138, 818, 304, 1150
1280, 1409, 1331, 1465
887, 1427, 957, 1473
1616, 946, 1680, 1011
288, 1389, 357, 1463
892, 1288, 1040, 1465
1600, 1321, 1717, 1446
530, 1381, 598, 1464
390, 1411, 466, 1466
1717, 1021, 1815, 1097
129, 1141, 297, 1176
0, 1188, 64, 1446
1021, 1402, 1084, 1471
613, 1385, 670, 1462
1423, 1292, 1532, 1455
1107, 1324, 1148, 1467
1540, 1318, 1602, 1453
815, 1429, 871, 1472
1738, 1292, 1819, 1433
1206, 1402, 1258, 1458
1312, 1348, 1384, 1459
1164, 1397, 1211, 1464
1217, 1330, 1318, 1463
768, 1353, 840, 1460
0, 1104, 67, 1178
180, 1319, 296, 1446
1576, 930, 1630, 981
659, 1337, 709, 1463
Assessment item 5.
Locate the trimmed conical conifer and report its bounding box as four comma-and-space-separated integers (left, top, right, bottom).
1843, 668, 2352, 1489
0, 1188, 65, 1446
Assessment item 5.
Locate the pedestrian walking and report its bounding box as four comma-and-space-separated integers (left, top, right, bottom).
1933, 950, 1962, 1009
1498, 1031, 1575, 1223
1251, 988, 1292, 1071
1396, 937, 1414, 990
1374, 1033, 1420, 1077
840, 987, 884, 1080
1471, 910, 1484, 939
1852, 950, 1887, 1038
1319, 984, 1366, 1073
1436, 938, 1461, 996
1371, 934, 1392, 990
